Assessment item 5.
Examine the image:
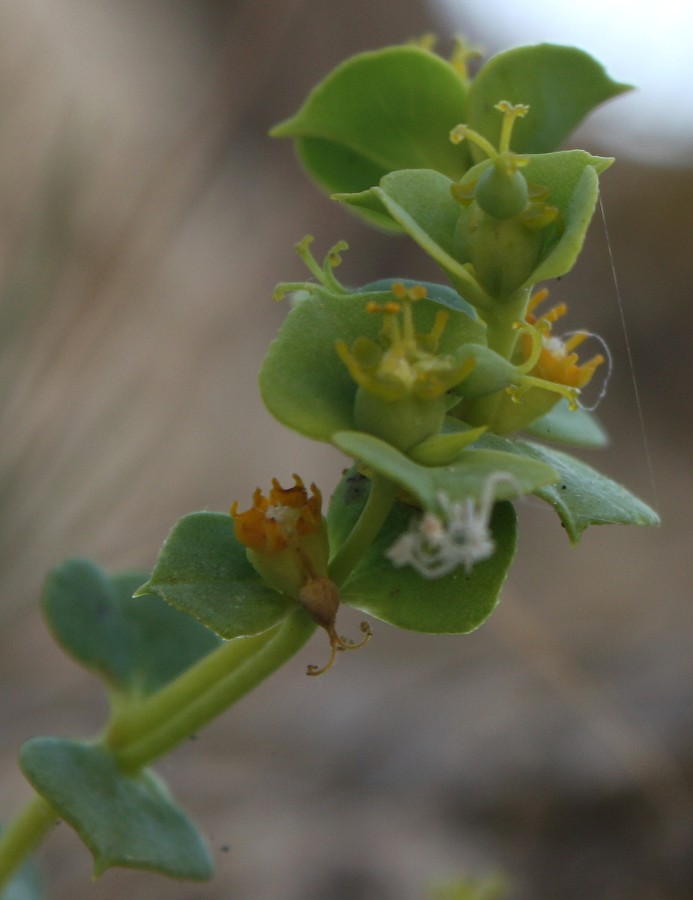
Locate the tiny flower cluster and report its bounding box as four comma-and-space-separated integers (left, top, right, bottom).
335, 282, 474, 402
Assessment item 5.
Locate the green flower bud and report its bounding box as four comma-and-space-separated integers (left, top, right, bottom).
475, 162, 529, 220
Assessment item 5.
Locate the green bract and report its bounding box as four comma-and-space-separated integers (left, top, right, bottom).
137, 513, 294, 639
260, 280, 506, 443
274, 42, 629, 225
326, 467, 518, 632
339, 152, 612, 305
271, 45, 471, 228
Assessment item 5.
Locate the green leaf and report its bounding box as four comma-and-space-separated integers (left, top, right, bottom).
467, 43, 631, 156
332, 431, 558, 510
525, 399, 608, 447
514, 441, 660, 542
138, 512, 293, 640
408, 425, 487, 466
0, 845, 42, 900
20, 739, 212, 881
341, 499, 517, 633
341, 152, 611, 301
260, 285, 485, 442
524, 161, 604, 285
338, 170, 486, 303
42, 561, 220, 698
272, 45, 469, 218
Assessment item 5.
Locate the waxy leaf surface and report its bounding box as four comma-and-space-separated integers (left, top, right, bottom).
333, 430, 559, 510
42, 561, 220, 698
272, 45, 469, 225
20, 739, 212, 881
340, 495, 517, 633
139, 513, 292, 640
525, 399, 608, 448
475, 433, 659, 541
516, 441, 660, 541
466, 43, 631, 156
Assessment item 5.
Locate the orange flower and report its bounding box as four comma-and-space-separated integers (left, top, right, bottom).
518, 289, 605, 391
231, 474, 372, 676
231, 475, 322, 554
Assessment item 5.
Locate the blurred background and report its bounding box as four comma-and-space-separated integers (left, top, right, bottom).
0, 1, 691, 897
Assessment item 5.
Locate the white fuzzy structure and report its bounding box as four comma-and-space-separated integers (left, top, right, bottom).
386, 472, 517, 579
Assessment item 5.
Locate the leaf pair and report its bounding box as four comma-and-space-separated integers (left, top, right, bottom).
274, 41, 630, 227
18, 561, 227, 883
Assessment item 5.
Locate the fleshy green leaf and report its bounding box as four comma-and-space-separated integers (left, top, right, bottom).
525, 399, 608, 447
466, 43, 631, 156
272, 45, 469, 223
332, 430, 559, 510
475, 432, 659, 540
260, 284, 485, 442
341, 152, 611, 302
338, 170, 486, 303
138, 512, 293, 640
340, 498, 517, 633
20, 739, 212, 881
514, 440, 660, 541
523, 161, 604, 285
408, 425, 487, 466
42, 561, 220, 698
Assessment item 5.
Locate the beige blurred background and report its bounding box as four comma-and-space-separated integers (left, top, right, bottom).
0, 1, 691, 898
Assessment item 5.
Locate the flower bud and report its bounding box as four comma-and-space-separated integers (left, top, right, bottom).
475, 161, 529, 220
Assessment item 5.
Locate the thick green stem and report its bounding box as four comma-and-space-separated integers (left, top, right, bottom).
483, 286, 532, 359
466, 286, 532, 427
0, 610, 316, 884
327, 473, 398, 587
0, 794, 56, 890
107, 608, 316, 772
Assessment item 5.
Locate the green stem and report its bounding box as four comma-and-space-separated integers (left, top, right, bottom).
0, 794, 56, 890
328, 473, 398, 587
107, 608, 316, 772
466, 286, 532, 427
484, 286, 532, 359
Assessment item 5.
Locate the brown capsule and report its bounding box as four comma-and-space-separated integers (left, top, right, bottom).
299, 577, 372, 676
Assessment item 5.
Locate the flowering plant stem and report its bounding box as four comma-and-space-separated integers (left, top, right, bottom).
0, 795, 56, 886
327, 473, 399, 586
106, 607, 316, 772
0, 607, 317, 890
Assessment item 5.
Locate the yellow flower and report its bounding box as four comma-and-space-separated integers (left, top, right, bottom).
336, 282, 473, 402
518, 289, 605, 392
